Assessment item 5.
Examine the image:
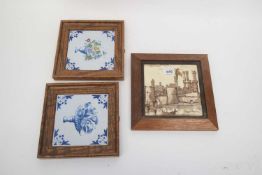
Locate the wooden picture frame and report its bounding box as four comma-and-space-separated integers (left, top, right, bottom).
53, 20, 124, 80
37, 82, 119, 158
131, 53, 218, 131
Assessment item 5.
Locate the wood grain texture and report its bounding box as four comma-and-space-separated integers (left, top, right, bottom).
53, 20, 124, 80
131, 53, 218, 131
37, 82, 119, 158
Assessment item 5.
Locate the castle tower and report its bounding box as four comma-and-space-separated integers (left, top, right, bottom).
191, 71, 199, 93
185, 71, 190, 88
182, 71, 191, 94
186, 71, 189, 81
149, 79, 156, 107
192, 70, 197, 81
182, 71, 187, 88
167, 86, 178, 104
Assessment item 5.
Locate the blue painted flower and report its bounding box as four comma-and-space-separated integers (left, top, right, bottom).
92, 94, 108, 109
65, 58, 80, 70
100, 57, 114, 70
63, 102, 98, 134
69, 30, 83, 41
53, 129, 70, 146
102, 31, 115, 41
92, 129, 108, 145
56, 95, 73, 110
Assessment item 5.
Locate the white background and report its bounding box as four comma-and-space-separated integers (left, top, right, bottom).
0, 0, 262, 175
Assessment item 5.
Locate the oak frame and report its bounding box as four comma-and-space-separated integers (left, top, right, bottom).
131, 53, 218, 131
37, 82, 119, 158
53, 20, 124, 80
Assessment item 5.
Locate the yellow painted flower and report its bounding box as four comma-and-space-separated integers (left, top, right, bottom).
94, 46, 100, 52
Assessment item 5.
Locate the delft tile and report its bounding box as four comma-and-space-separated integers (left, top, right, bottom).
52, 94, 108, 146
66, 30, 115, 71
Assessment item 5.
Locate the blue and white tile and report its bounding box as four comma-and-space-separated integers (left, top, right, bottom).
66, 30, 115, 70
52, 94, 108, 146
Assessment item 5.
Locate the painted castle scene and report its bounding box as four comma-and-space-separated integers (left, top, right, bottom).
144, 64, 203, 117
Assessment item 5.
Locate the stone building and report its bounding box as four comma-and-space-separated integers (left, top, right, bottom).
182, 70, 199, 94
166, 84, 178, 104
144, 70, 200, 108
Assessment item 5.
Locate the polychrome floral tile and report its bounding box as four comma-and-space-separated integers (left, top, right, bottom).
52, 94, 108, 146
66, 30, 115, 71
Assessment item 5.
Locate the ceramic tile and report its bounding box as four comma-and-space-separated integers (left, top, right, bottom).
66, 30, 115, 70
52, 94, 108, 146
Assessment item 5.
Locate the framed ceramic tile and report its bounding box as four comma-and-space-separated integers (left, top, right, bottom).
131, 53, 218, 131
37, 83, 119, 158
53, 20, 124, 80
